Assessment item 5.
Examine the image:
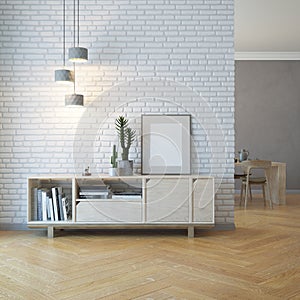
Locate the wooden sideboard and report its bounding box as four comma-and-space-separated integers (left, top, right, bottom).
28, 175, 215, 238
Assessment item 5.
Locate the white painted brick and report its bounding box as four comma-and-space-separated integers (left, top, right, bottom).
0, 0, 234, 226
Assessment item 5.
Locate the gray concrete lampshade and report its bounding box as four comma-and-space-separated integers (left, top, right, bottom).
69, 47, 88, 62
65, 94, 84, 106
55, 69, 74, 83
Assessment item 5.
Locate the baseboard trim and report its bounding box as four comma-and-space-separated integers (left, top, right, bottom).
286, 189, 300, 194
196, 223, 235, 232
0, 223, 29, 231
235, 189, 300, 194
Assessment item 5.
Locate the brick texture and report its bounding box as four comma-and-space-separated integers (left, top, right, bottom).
0, 0, 235, 227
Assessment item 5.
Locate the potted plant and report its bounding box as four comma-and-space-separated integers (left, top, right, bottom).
109, 145, 118, 176
115, 115, 136, 176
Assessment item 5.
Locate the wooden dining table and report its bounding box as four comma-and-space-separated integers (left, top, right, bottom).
235, 161, 286, 205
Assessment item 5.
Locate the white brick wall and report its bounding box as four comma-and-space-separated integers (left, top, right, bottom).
0, 0, 235, 227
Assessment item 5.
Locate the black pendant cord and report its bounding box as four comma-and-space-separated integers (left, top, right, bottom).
63, 0, 66, 66
73, 63, 76, 93
73, 0, 76, 47
77, 0, 80, 47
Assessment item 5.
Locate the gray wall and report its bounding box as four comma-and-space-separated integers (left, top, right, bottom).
235, 61, 300, 190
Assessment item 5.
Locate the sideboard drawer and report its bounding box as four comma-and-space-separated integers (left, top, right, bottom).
76, 200, 142, 223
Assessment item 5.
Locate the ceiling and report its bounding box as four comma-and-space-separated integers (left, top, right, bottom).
235, 0, 300, 52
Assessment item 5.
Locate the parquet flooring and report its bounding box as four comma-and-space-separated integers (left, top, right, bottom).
0, 194, 299, 299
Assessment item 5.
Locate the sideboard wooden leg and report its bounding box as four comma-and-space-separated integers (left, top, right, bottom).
188, 225, 194, 238
47, 226, 54, 238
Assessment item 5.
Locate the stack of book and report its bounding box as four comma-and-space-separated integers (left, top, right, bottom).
111, 192, 142, 200
107, 182, 142, 200
31, 186, 72, 221
79, 183, 110, 199
106, 181, 142, 197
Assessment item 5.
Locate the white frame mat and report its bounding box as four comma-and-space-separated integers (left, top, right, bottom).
142, 114, 191, 175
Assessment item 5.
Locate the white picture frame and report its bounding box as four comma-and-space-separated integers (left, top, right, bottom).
142, 114, 191, 174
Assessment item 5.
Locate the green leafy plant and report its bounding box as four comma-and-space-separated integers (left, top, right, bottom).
115, 116, 136, 161
110, 145, 118, 168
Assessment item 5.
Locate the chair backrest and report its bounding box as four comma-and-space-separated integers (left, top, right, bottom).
241, 160, 272, 176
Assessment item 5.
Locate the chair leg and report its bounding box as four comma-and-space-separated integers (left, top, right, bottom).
244, 182, 249, 209
266, 182, 273, 209
249, 185, 253, 202
262, 184, 266, 207
240, 183, 244, 206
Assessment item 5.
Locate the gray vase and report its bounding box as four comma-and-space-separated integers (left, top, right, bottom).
117, 160, 133, 176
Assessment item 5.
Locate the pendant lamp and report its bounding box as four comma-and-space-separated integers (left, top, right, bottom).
65, 93, 84, 106
55, 0, 74, 83
65, 64, 84, 106
69, 0, 88, 62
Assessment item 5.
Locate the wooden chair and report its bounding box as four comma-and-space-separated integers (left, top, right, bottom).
240, 160, 273, 209
235, 167, 253, 201
235, 172, 253, 201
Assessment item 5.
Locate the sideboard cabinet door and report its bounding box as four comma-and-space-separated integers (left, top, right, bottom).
146, 178, 189, 222
193, 178, 214, 223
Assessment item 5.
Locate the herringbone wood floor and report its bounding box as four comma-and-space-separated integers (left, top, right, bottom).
0, 195, 299, 299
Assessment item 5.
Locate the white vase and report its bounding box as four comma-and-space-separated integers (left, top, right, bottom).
109, 167, 118, 176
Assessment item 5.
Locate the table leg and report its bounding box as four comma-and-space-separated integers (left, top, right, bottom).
268, 164, 286, 205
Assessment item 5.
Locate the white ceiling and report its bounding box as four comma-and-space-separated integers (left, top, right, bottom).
235, 0, 300, 52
